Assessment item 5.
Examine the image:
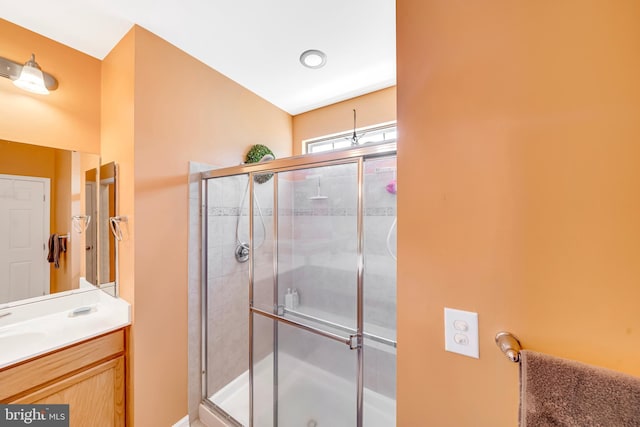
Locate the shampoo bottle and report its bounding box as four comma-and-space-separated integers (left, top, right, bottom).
285, 288, 293, 309
292, 289, 299, 309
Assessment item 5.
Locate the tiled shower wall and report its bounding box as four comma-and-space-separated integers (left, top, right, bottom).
281, 159, 397, 334
205, 173, 288, 395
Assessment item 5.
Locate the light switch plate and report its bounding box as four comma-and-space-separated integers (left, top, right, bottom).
444, 307, 479, 358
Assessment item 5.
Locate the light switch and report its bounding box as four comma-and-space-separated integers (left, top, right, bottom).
453, 320, 468, 331
444, 307, 479, 358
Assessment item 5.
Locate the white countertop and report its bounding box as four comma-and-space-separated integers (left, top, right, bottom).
0, 288, 131, 369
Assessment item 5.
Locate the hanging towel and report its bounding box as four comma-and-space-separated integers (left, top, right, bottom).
520, 349, 640, 427
59, 235, 67, 254
47, 234, 65, 269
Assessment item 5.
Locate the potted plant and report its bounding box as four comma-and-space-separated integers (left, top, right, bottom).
245, 144, 275, 184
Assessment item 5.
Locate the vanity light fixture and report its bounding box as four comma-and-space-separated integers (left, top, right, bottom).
300, 49, 327, 69
0, 53, 58, 95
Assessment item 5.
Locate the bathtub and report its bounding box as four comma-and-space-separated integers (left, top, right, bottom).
209, 351, 396, 427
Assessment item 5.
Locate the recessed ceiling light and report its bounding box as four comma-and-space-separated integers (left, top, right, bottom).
300, 49, 327, 69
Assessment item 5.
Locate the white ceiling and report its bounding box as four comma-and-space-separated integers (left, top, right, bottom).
0, 0, 396, 115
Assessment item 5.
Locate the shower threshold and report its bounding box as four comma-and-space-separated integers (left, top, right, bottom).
208, 352, 395, 427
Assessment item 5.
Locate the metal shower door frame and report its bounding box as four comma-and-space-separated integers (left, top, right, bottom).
201, 142, 397, 427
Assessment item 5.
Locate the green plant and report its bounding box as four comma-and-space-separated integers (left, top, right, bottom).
245, 144, 274, 164
245, 144, 275, 184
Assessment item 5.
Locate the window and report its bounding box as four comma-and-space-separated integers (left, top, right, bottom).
304, 122, 397, 154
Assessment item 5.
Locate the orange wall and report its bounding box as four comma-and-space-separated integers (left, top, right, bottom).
0, 139, 56, 180
52, 149, 72, 292
292, 86, 396, 155
0, 19, 100, 291
0, 18, 101, 153
100, 28, 137, 427
100, 26, 292, 426
397, 1, 640, 425
101, 28, 136, 309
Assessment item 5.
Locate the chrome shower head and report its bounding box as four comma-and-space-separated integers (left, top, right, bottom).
308, 176, 328, 200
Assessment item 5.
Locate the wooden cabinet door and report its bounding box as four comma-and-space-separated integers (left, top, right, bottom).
11, 356, 125, 427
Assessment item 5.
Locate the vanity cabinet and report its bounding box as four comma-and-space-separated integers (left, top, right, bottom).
0, 328, 126, 426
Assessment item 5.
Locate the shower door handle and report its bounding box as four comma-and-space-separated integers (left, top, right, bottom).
282, 306, 396, 348
251, 306, 355, 348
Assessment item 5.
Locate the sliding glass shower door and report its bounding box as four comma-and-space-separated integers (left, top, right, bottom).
203, 143, 397, 427
251, 162, 361, 427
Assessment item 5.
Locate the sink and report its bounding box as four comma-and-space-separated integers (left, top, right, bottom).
0, 289, 130, 369
0, 327, 48, 353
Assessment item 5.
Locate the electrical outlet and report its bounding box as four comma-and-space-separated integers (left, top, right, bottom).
444, 307, 479, 358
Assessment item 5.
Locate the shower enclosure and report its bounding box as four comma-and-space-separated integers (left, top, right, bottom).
201, 142, 397, 427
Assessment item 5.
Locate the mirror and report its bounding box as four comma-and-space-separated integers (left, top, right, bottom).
99, 163, 116, 286
85, 167, 98, 285
0, 139, 101, 305
84, 162, 118, 297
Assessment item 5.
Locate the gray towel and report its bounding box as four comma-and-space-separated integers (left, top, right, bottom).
520, 350, 640, 426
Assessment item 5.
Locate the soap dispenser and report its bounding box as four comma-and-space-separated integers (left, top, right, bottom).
285, 288, 293, 309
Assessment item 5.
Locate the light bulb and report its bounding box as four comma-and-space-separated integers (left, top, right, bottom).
13, 54, 49, 95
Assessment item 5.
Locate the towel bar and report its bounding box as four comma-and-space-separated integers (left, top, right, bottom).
495, 332, 522, 363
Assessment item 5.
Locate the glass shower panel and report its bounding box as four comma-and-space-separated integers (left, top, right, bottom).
205, 173, 251, 423
363, 155, 397, 426
250, 171, 277, 425
253, 314, 358, 427
252, 171, 275, 313
251, 313, 275, 427
363, 155, 396, 339
257, 162, 360, 334
362, 337, 396, 426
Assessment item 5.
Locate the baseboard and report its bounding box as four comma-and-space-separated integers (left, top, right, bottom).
172, 415, 190, 427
